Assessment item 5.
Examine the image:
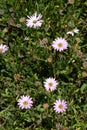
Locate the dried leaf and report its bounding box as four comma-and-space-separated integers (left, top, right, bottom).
19, 17, 25, 23
0, 9, 4, 15
82, 72, 87, 77
14, 74, 21, 81
3, 28, 8, 33
35, 81, 41, 86
7, 18, 15, 26
68, 0, 75, 4
9, 7, 14, 12
16, 24, 21, 28
40, 38, 48, 47
75, 38, 81, 44
47, 56, 53, 63
82, 62, 87, 69
43, 103, 49, 110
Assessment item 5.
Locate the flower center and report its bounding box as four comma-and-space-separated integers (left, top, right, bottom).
58, 104, 63, 109
58, 43, 62, 47
33, 20, 37, 24
72, 29, 74, 32
23, 101, 28, 105
49, 82, 53, 87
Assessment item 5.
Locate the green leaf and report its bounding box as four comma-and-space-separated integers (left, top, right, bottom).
81, 83, 87, 93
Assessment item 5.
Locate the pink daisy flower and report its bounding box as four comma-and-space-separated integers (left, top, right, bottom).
17, 95, 33, 109
52, 37, 68, 52
26, 13, 43, 28
44, 77, 58, 91
53, 99, 67, 113
0, 44, 9, 54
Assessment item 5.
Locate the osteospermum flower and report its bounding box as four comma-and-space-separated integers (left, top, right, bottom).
67, 31, 74, 36
17, 95, 33, 109
26, 13, 43, 28
0, 44, 9, 54
53, 99, 67, 113
67, 28, 79, 36
73, 28, 79, 33
52, 37, 68, 52
44, 77, 58, 91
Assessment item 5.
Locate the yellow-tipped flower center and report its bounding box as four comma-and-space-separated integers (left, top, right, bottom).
58, 43, 62, 47
23, 101, 28, 105
58, 104, 63, 109
33, 20, 37, 24
49, 82, 53, 87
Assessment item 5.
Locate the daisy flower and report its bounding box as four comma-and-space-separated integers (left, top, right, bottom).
17, 95, 33, 109
26, 13, 43, 28
73, 28, 79, 33
0, 44, 9, 54
53, 99, 67, 113
67, 28, 79, 36
67, 31, 74, 36
44, 77, 58, 91
52, 37, 68, 52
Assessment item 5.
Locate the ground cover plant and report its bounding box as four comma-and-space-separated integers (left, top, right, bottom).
0, 0, 87, 129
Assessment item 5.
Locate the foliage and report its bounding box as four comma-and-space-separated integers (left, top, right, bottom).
0, 0, 87, 129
